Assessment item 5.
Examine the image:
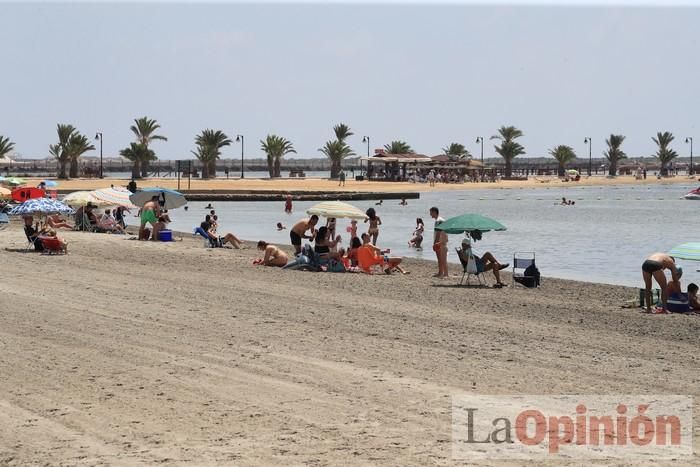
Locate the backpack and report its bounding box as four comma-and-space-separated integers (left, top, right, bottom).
515, 263, 540, 288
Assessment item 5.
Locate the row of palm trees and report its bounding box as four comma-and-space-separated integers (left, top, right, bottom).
0, 124, 688, 179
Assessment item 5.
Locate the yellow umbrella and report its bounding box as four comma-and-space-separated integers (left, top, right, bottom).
306, 201, 368, 220
62, 190, 105, 207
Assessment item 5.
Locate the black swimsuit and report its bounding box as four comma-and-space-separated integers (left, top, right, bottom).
642, 259, 663, 274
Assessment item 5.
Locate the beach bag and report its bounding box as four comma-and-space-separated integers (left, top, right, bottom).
514, 263, 540, 288
667, 293, 690, 313
328, 259, 346, 273
466, 252, 479, 274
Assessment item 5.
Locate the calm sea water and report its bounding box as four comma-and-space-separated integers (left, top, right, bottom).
128, 183, 699, 287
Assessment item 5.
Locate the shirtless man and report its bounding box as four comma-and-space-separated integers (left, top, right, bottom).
139, 195, 160, 240
257, 241, 289, 267
290, 215, 319, 254
642, 253, 681, 312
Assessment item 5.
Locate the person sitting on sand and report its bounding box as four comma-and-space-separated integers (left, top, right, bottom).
276, 222, 286, 231
357, 233, 407, 274
459, 237, 509, 288
688, 283, 700, 310
47, 213, 72, 230
151, 215, 169, 240
114, 206, 128, 229
667, 266, 683, 297
290, 215, 319, 255
256, 241, 289, 267
314, 226, 342, 260
642, 253, 681, 312
42, 228, 68, 253
98, 209, 126, 234
408, 217, 424, 249
160, 209, 172, 224
345, 236, 362, 267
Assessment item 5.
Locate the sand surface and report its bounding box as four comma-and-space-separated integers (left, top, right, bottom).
0, 224, 698, 465
19, 174, 697, 193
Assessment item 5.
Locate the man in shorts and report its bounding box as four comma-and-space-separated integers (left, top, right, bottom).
642, 253, 681, 312
290, 215, 319, 254
139, 195, 160, 240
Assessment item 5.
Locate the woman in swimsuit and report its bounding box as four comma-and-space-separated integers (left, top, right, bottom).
642, 253, 681, 312
409, 217, 424, 248
314, 226, 341, 260
257, 241, 289, 267
364, 207, 382, 245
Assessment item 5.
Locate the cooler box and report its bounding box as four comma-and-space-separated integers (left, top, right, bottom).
158, 230, 173, 242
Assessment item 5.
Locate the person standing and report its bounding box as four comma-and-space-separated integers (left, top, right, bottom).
642, 253, 682, 312
339, 171, 346, 186
284, 194, 293, 214
430, 206, 448, 278
289, 215, 319, 254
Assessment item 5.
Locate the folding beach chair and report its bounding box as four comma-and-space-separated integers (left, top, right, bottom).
512, 252, 540, 288
24, 225, 44, 252
456, 247, 486, 286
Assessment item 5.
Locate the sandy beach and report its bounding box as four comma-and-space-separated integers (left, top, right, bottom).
19, 174, 698, 194
0, 223, 698, 465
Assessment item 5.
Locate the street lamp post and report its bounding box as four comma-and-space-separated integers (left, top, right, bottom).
584, 137, 592, 176
235, 134, 244, 178
475, 136, 484, 163
361, 136, 370, 176
686, 137, 694, 176
95, 132, 103, 178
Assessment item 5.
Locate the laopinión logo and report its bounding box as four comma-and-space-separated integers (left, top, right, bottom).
452, 395, 693, 459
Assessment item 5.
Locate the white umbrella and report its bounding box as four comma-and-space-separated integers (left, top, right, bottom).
91, 187, 137, 208
306, 201, 368, 220
62, 191, 105, 207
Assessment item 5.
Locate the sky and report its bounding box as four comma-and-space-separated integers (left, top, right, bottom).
1, 1, 699, 161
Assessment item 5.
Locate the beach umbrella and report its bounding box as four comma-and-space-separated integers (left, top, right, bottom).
62, 190, 104, 207
91, 186, 138, 208
4, 177, 25, 186
435, 213, 507, 234
130, 187, 187, 210
306, 201, 368, 220
567, 169, 579, 175
668, 243, 700, 261
0, 187, 11, 198
8, 198, 74, 216
41, 180, 59, 187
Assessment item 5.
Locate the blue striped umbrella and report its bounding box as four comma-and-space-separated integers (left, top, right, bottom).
668, 243, 700, 261
8, 198, 74, 216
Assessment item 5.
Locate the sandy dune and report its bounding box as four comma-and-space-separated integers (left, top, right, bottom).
0, 225, 698, 465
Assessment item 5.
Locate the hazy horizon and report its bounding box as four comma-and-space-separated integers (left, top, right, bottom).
1, 1, 698, 161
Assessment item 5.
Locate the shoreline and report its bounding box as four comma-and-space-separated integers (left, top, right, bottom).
1, 224, 698, 464
17, 174, 699, 194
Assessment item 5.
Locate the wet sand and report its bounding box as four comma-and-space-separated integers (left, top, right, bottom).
0, 224, 698, 465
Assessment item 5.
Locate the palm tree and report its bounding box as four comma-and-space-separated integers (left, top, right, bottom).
333, 123, 354, 142
490, 125, 525, 177
130, 117, 167, 177
442, 142, 471, 160
120, 143, 154, 179
652, 131, 678, 176
192, 129, 232, 179
319, 140, 355, 179
49, 124, 77, 179
0, 135, 15, 159
67, 133, 96, 178
260, 135, 296, 178
383, 141, 413, 154
604, 134, 627, 176
549, 145, 577, 176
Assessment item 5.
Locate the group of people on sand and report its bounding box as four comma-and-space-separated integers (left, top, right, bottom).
642, 252, 700, 313
76, 203, 128, 234
254, 207, 407, 274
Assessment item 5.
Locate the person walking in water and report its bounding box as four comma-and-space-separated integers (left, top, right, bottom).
284, 194, 293, 214
641, 253, 682, 312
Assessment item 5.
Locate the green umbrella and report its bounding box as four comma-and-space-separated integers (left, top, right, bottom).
668, 243, 700, 261
435, 213, 507, 234
4, 177, 25, 186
